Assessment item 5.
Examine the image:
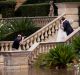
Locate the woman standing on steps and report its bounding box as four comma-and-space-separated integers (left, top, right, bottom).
56, 20, 67, 42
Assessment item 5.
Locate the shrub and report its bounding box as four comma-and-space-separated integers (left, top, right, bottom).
34, 53, 48, 68
24, 0, 49, 4
0, 1, 16, 17
15, 3, 50, 17
72, 35, 80, 57
47, 44, 77, 69
35, 44, 77, 69
0, 18, 40, 41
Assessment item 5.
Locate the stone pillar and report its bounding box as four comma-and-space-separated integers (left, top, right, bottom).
55, 2, 80, 29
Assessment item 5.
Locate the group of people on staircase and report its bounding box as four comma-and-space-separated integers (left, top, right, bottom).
56, 17, 73, 42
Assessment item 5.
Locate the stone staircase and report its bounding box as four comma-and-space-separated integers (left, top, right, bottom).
0, 13, 75, 51
0, 13, 79, 67
27, 27, 80, 65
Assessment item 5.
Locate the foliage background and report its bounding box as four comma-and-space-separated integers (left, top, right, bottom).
0, 18, 40, 41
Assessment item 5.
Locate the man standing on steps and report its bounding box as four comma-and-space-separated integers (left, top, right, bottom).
61, 17, 73, 35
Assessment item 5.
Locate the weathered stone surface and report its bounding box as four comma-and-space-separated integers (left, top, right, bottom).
0, 51, 30, 66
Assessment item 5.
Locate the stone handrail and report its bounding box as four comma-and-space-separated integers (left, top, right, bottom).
0, 13, 65, 51
22, 13, 65, 50
0, 41, 13, 51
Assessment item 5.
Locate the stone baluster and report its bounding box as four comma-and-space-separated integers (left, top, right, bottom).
48, 18, 50, 22
52, 23, 55, 36
56, 20, 60, 31
5, 43, 9, 51
42, 18, 44, 25
1, 43, 4, 51
43, 45, 46, 53
33, 49, 37, 59
46, 44, 49, 51
46, 18, 49, 24
9, 43, 12, 51
22, 43, 26, 50
36, 47, 39, 55
40, 45, 42, 53
37, 33, 41, 42
41, 45, 45, 53
46, 44, 49, 52
45, 44, 48, 53
18, 44, 21, 51
48, 25, 52, 37
54, 22, 58, 33
45, 18, 47, 23
40, 19, 42, 25
39, 45, 42, 53
31, 52, 34, 62
26, 40, 30, 49
50, 44, 53, 49
39, 18, 40, 24
38, 18, 40, 24
45, 29, 48, 40
28, 52, 32, 65
48, 44, 52, 50
34, 35, 37, 43
42, 18, 45, 25
30, 37, 33, 46
41, 31, 45, 42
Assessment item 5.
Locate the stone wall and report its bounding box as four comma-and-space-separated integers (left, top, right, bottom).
0, 51, 29, 68
55, 2, 80, 29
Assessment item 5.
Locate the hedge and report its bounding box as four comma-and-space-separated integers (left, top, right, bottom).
0, 1, 16, 17
15, 3, 50, 17
24, 0, 49, 4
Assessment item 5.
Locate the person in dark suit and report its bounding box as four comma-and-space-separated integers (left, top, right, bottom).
61, 17, 73, 35
12, 34, 22, 50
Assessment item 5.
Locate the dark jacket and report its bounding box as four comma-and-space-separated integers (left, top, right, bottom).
63, 20, 73, 35
12, 38, 22, 49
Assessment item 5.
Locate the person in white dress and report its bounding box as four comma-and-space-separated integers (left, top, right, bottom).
56, 21, 67, 42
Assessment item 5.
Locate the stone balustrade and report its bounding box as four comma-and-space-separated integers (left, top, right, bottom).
0, 16, 56, 27
23, 13, 65, 50
0, 41, 13, 51
29, 16, 57, 27
27, 27, 80, 65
